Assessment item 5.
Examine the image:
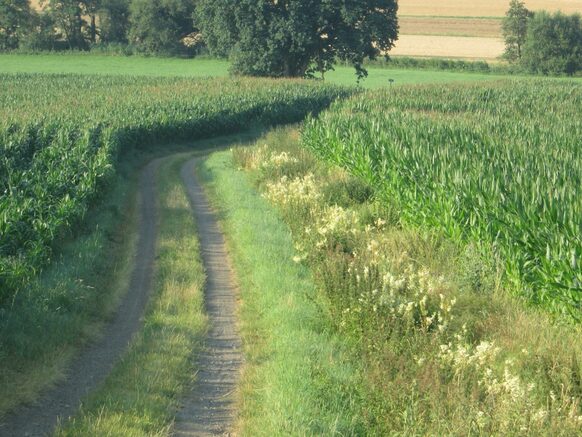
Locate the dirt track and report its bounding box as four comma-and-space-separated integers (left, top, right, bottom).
0, 160, 160, 436
173, 158, 242, 436
1, 152, 243, 436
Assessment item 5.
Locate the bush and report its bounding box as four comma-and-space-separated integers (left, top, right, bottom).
522, 11, 582, 75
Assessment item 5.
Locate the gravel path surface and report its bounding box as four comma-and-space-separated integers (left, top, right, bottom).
174, 158, 242, 437
0, 160, 160, 437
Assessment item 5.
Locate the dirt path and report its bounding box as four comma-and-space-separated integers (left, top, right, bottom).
174, 158, 242, 436
0, 160, 160, 437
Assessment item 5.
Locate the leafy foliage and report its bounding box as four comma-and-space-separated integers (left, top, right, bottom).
196, 0, 399, 79
502, 0, 532, 62
0, 74, 352, 302
128, 0, 196, 55
98, 0, 130, 44
45, 0, 89, 50
0, 0, 32, 50
522, 11, 582, 75
302, 81, 582, 320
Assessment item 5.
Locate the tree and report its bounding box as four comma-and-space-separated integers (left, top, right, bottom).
98, 0, 130, 43
81, 0, 101, 44
45, 0, 89, 50
0, 0, 32, 50
20, 11, 58, 50
128, 0, 196, 54
502, 0, 532, 62
196, 0, 399, 80
522, 11, 582, 75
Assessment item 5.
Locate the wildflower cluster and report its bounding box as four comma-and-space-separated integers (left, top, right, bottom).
264, 173, 321, 206
234, 135, 582, 435
439, 334, 582, 433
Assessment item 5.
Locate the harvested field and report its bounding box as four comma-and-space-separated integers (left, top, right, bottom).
392, 35, 505, 60
400, 17, 502, 38
399, 0, 582, 17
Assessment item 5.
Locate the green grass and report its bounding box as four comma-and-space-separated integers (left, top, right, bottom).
232, 127, 582, 435
0, 54, 230, 77
57, 152, 207, 436
0, 148, 140, 417
0, 53, 514, 88
302, 80, 582, 319
198, 149, 365, 435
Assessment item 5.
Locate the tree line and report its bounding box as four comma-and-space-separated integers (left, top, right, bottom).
0, 0, 399, 79
503, 0, 582, 75
0, 0, 198, 55
2, 1, 581, 77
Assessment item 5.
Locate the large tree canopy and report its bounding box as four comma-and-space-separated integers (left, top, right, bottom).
196, 0, 399, 79
522, 11, 582, 75
0, 0, 32, 50
502, 0, 532, 62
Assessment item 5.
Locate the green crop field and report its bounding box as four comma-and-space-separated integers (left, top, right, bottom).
1, 51, 581, 435
0, 73, 351, 300
0, 54, 514, 87
302, 81, 582, 320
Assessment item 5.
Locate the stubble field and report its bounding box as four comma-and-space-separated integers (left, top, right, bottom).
395, 0, 582, 60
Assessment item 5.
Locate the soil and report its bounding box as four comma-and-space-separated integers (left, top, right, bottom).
1, 153, 243, 437
0, 160, 160, 436
173, 158, 242, 436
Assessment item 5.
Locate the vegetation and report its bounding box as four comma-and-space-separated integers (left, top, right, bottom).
57, 153, 206, 436
128, 0, 197, 55
0, 142, 140, 416
502, 0, 532, 62
199, 147, 364, 435
0, 73, 352, 303
501, 2, 582, 75
302, 81, 582, 320
0, 0, 31, 50
523, 11, 582, 75
231, 127, 582, 435
0, 53, 532, 87
196, 0, 398, 79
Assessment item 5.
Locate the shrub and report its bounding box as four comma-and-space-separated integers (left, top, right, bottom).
522, 11, 582, 75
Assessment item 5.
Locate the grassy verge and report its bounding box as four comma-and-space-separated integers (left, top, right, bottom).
231, 127, 582, 435
57, 153, 207, 435
0, 151, 140, 417
0, 53, 521, 88
198, 150, 366, 435
0, 131, 259, 420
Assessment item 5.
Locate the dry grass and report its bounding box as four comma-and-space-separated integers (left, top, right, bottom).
392, 35, 505, 60
400, 17, 502, 38
400, 0, 582, 17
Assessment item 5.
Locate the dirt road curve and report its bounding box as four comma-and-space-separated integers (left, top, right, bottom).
0, 160, 160, 437
174, 158, 242, 436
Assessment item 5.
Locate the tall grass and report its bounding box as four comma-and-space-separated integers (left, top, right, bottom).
56, 153, 207, 436
232, 127, 582, 435
302, 80, 582, 320
199, 148, 365, 435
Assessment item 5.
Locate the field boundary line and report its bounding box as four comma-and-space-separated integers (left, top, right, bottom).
0, 160, 161, 436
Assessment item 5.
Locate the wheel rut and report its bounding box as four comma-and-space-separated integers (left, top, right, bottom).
0, 160, 160, 437
173, 158, 242, 437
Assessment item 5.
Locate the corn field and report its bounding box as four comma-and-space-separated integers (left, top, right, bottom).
0, 74, 351, 300
302, 81, 582, 320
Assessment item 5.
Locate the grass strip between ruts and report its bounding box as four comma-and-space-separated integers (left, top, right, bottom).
198, 151, 364, 436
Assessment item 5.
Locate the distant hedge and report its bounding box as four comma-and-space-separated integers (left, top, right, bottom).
522, 11, 582, 75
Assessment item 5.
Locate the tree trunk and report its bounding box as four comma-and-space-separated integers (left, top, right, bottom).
90, 14, 97, 44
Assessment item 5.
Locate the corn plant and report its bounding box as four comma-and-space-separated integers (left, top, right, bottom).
0, 73, 353, 301
302, 80, 582, 320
